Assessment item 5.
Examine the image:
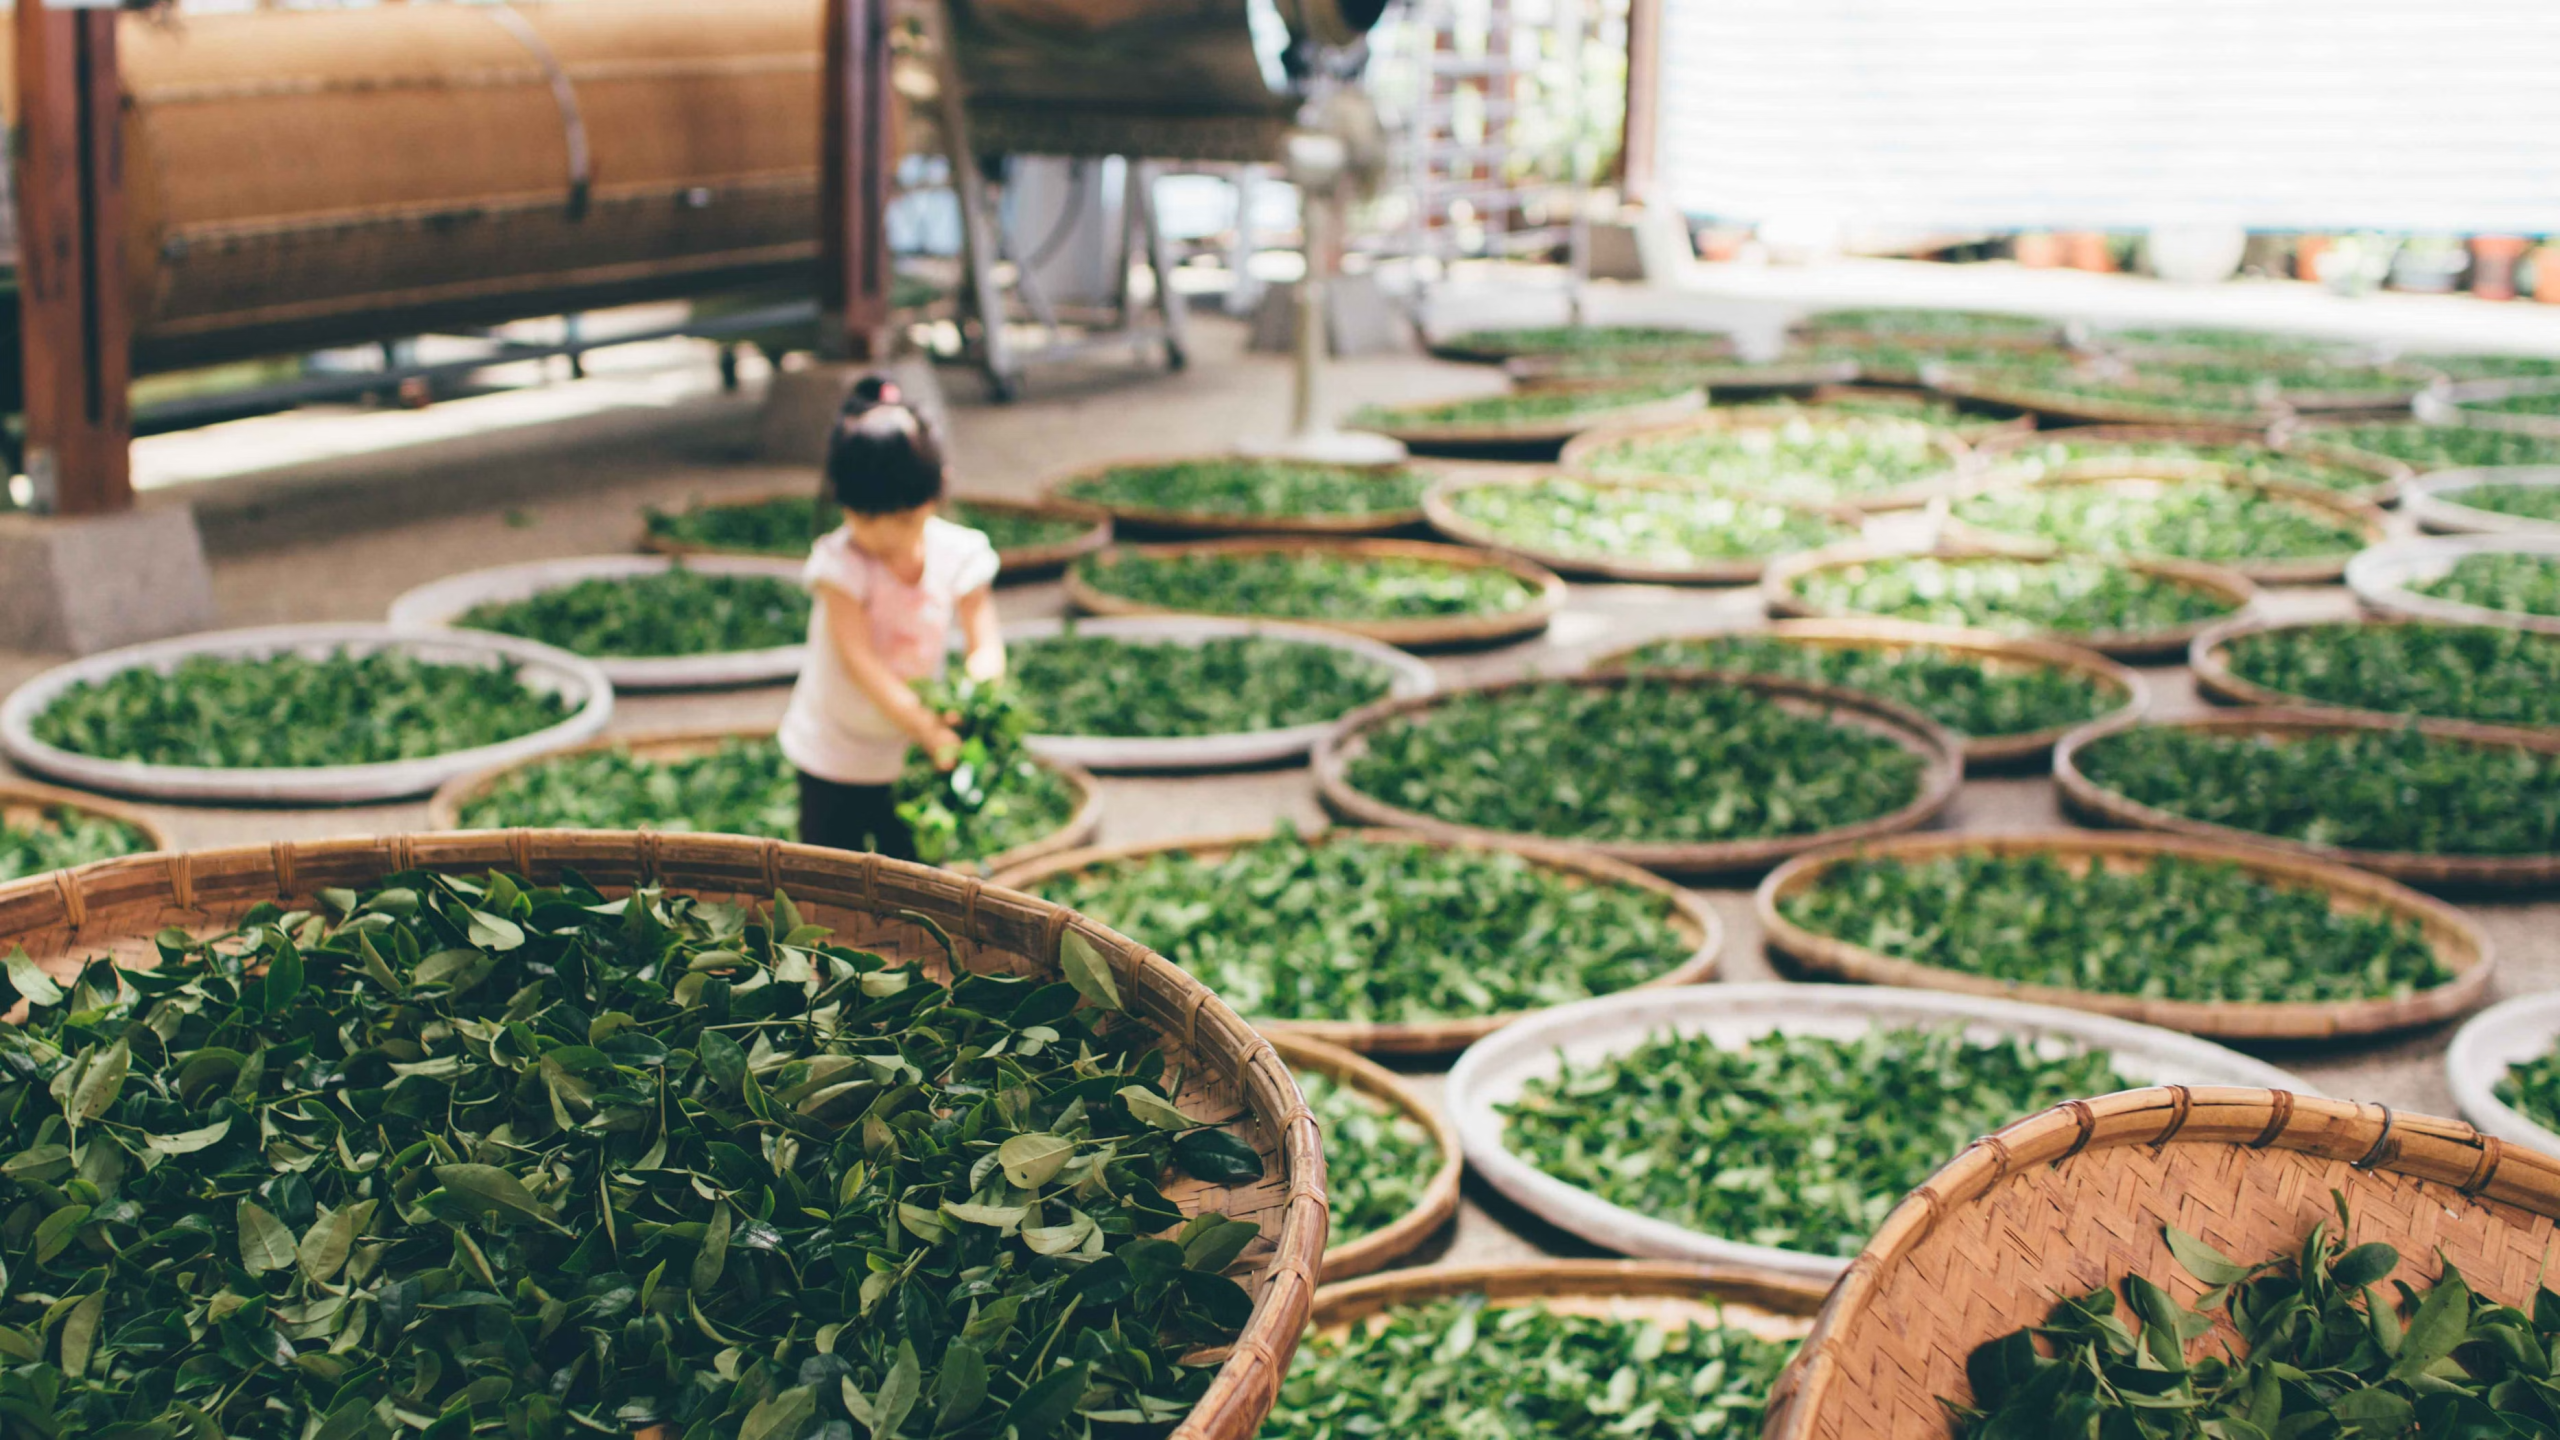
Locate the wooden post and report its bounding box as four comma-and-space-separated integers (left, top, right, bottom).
15, 3, 131, 516
1620, 0, 1662, 206
818, 0, 893, 363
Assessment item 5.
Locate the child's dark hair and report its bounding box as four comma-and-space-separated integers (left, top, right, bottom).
825, 375, 946, 514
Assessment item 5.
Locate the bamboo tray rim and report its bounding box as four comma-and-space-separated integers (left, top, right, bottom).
985, 824, 1724, 1055
1755, 829, 2495, 1041
1583, 618, 2147, 768
1065, 536, 1567, 650
1935, 469, 2387, 586
422, 723, 1102, 880
0, 779, 172, 871
1418, 470, 1862, 586
1306, 1259, 1830, 1343
1427, 328, 1738, 365
637, 489, 1115, 576
1556, 407, 1978, 513
2052, 705, 2560, 889
1504, 355, 1860, 389
1260, 1032, 1464, 1282
1759, 542, 2259, 661
1310, 670, 1964, 877
1041, 454, 1431, 537
1442, 984, 2313, 1282
2416, 378, 2560, 438
2186, 612, 2560, 741
1345, 386, 1707, 445
0, 832, 1322, 1440
2346, 533, 2560, 637
2404, 466, 2560, 537
1763, 1087, 2560, 1438
1925, 366, 2291, 430
383, 553, 811, 693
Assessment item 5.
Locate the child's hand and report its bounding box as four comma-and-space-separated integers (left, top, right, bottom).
965, 646, 1006, 682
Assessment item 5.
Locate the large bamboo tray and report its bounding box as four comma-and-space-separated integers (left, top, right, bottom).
1345, 385, 1706, 455
1504, 354, 1857, 392
0, 623, 615, 806
1938, 470, 2388, 585
424, 725, 1102, 879
1558, 409, 1976, 513
386, 554, 809, 692
0, 833, 1324, 1440
2446, 993, 2560, 1159
1305, 1258, 1826, 1346
1587, 619, 2146, 769
638, 489, 1112, 579
2188, 613, 2560, 740
1263, 1032, 1463, 1281
1762, 543, 2258, 662
1311, 673, 1963, 878
1427, 329, 1735, 366
987, 826, 1723, 1054
1418, 471, 1861, 585
2347, 534, 2560, 636
1757, 830, 2493, 1041
2270, 421, 2422, 500
1764, 1089, 2560, 1438
0, 780, 169, 880
2053, 706, 2560, 891
1443, 985, 2309, 1281
1066, 537, 1567, 650
1925, 363, 2290, 430
1041, 455, 1428, 538
2416, 376, 2560, 439
1971, 421, 2406, 506
2405, 467, 2560, 536
2109, 345, 2437, 412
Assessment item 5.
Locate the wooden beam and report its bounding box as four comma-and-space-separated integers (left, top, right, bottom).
15, 5, 131, 516
818, 0, 893, 363
1620, 0, 1663, 207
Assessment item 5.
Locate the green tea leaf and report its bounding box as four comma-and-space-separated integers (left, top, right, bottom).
1060, 929, 1122, 1013
58, 1290, 101, 1378
236, 1199, 296, 1273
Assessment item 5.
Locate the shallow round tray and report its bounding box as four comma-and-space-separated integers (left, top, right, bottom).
1757, 830, 2493, 1041
387, 554, 807, 691
1345, 386, 1705, 453
1428, 329, 1735, 366
1558, 408, 1976, 513
1587, 618, 2146, 769
2447, 993, 2560, 1161
2417, 376, 2560, 439
2108, 345, 2436, 412
1311, 672, 1963, 878
987, 825, 1723, 1055
1041, 455, 1428, 538
637, 491, 1112, 579
1263, 1032, 1463, 1281
2346, 533, 2560, 636
1505, 355, 1858, 392
2053, 705, 2560, 891
2188, 612, 2560, 739
1972, 420, 2405, 506
0, 779, 170, 879
1066, 536, 1566, 650
2405, 467, 2560, 536
999, 616, 1436, 772
0, 833, 1322, 1440
1761, 542, 2258, 661
0, 623, 613, 806
1306, 1258, 1826, 1345
1419, 471, 1861, 585
425, 724, 1101, 879
1926, 364, 2288, 430
1762, 1088, 2556, 1437
1938, 470, 2387, 585
1444, 983, 2310, 1281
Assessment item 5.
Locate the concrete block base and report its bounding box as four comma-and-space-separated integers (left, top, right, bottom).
0, 504, 217, 654
757, 355, 950, 467
1247, 275, 1414, 357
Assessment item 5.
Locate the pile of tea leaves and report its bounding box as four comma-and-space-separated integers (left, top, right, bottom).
1949, 478, 2368, 564
1348, 382, 1694, 433
457, 568, 810, 659
1785, 555, 2239, 638
643, 494, 833, 556
1073, 547, 1541, 624
0, 806, 154, 883
894, 677, 1081, 868
2312, 423, 2560, 473
0, 868, 1268, 1440
1610, 632, 2120, 741
1295, 1069, 1438, 1247
2411, 551, 2560, 618
1055, 459, 1428, 522
1572, 413, 1957, 505
1437, 325, 1731, 359
2442, 483, 2560, 523
1441, 477, 1850, 567
2214, 621, 2560, 730
1009, 630, 1395, 740
455, 738, 799, 840
1981, 433, 2381, 497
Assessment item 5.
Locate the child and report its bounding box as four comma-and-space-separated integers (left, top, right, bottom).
777, 377, 1005, 859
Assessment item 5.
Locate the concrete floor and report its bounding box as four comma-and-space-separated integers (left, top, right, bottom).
3, 313, 2553, 1273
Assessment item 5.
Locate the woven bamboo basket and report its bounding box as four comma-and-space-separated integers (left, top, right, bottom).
1306, 1258, 1827, 1344
986, 826, 1723, 1054
1040, 455, 1429, 538
1761, 543, 2259, 662
1311, 673, 1964, 878
1925, 364, 2290, 430
1756, 830, 2493, 1041
1763, 1088, 2560, 1439
1587, 619, 2145, 770
0, 834, 1324, 1440
1936, 470, 2388, 585
2405, 467, 2560, 537
1557, 408, 1978, 513
638, 490, 1113, 580
0, 780, 170, 879
2267, 423, 2419, 502
2053, 706, 2560, 891
1343, 386, 1706, 455
1427, 330, 1736, 366
2348, 534, 2560, 637
1417, 471, 1860, 585
2107, 345, 2438, 412
1065, 537, 1567, 650
2416, 377, 2560, 439
1503, 354, 1857, 392
2188, 613, 2560, 740
1261, 1032, 1462, 1281
424, 725, 1103, 879
1970, 421, 2406, 507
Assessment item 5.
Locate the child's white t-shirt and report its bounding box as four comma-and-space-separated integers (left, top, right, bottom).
778, 516, 999, 784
